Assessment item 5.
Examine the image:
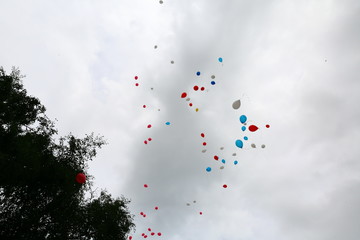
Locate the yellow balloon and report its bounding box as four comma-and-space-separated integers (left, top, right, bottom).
195, 108, 199, 112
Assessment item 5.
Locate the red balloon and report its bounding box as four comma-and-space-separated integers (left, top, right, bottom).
200, 87, 205, 91
200, 212, 203, 215
129, 236, 133, 240
248, 125, 259, 132
203, 142, 207, 146
214, 155, 219, 160
148, 228, 151, 231
147, 124, 152, 128
148, 138, 152, 141
200, 133, 205, 138
151, 232, 155, 236
135, 76, 138, 80
144, 235, 147, 238
193, 85, 199, 91
75, 173, 86, 184
155, 206, 159, 210
142, 233, 145, 236
140, 212, 144, 215
157, 232, 162, 236
223, 184, 228, 188
135, 83, 139, 86
144, 184, 148, 188
189, 103, 193, 107
143, 105, 146, 108
144, 140, 148, 144
143, 214, 146, 217
181, 92, 187, 98
266, 124, 270, 128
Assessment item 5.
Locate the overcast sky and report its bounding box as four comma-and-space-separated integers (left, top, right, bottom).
1, 0, 360, 239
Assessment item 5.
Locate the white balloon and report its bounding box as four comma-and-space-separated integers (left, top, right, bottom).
251, 143, 256, 148
201, 149, 207, 153
211, 75, 215, 79
232, 99, 241, 110
261, 144, 265, 148
232, 153, 236, 156
220, 166, 225, 169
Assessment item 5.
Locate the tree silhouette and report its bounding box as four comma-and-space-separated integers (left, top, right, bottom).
0, 67, 134, 240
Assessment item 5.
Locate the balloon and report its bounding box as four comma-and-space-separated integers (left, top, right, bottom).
232, 100, 241, 110
200, 87, 205, 91
201, 133, 205, 138
251, 143, 256, 148
171, 60, 174, 64
147, 124, 152, 128
221, 159, 226, 164
129, 236, 133, 240
157, 233, 162, 236
206, 167, 212, 172
142, 233, 145, 236
211, 75, 215, 79
144, 235, 148, 238
201, 149, 207, 153
193, 85, 199, 91
155, 206, 159, 210
186, 97, 190, 101
143, 214, 146, 217
239, 115, 247, 123
181, 92, 187, 98
196, 71, 201, 76
235, 139, 243, 148
211, 81, 216, 85
266, 124, 270, 128
140, 212, 144, 215
261, 144, 266, 148
232, 153, 236, 156
202, 142, 206, 146
220, 166, 224, 169
151, 87, 154, 90
186, 203, 190, 206
134, 76, 138, 80
218, 57, 223, 62
241, 126, 246, 131
159, 0, 163, 4
220, 147, 224, 150
135, 83, 139, 86
223, 184, 227, 188
154, 45, 158, 49
195, 108, 199, 112
144, 140, 148, 144
189, 103, 193, 107
248, 125, 258, 132
200, 212, 203, 215
144, 184, 148, 188
214, 155, 219, 160
244, 136, 248, 140
143, 105, 146, 108
151, 233, 155, 236
76, 173, 86, 184
193, 200, 196, 203
165, 122, 170, 125
148, 228, 151, 231
234, 160, 238, 165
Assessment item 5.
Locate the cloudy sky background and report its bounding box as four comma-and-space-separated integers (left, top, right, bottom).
1, 0, 360, 239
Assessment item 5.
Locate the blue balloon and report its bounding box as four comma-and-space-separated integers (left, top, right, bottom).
221, 159, 226, 164
218, 57, 223, 62
234, 160, 238, 165
241, 126, 246, 131
235, 139, 243, 148
211, 81, 216, 85
165, 122, 170, 125
239, 115, 247, 123
196, 71, 201, 76
206, 167, 212, 172
244, 136, 248, 140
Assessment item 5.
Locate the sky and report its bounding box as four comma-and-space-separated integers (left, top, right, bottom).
1, 0, 360, 239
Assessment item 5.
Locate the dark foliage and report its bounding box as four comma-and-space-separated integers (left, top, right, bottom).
0, 67, 134, 240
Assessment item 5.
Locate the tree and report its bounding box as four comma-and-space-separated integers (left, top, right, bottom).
0, 67, 135, 240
